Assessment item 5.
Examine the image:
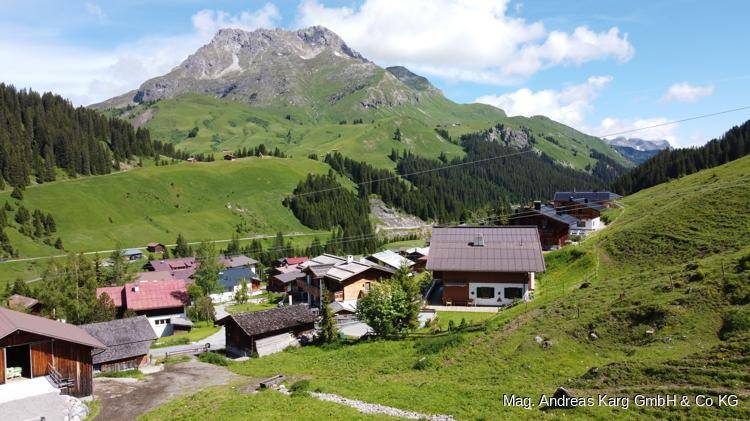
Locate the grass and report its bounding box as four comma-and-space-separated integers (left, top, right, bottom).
0, 157, 332, 259
140, 385, 395, 420
144, 156, 750, 419
151, 321, 220, 349
153, 355, 191, 365
430, 311, 496, 330
84, 399, 101, 421
130, 92, 628, 172
226, 292, 285, 314
95, 369, 144, 380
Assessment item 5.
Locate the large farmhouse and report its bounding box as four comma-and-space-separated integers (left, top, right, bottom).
0, 307, 104, 397
217, 305, 316, 357
97, 279, 191, 337
297, 254, 394, 308
427, 227, 545, 306
511, 202, 581, 249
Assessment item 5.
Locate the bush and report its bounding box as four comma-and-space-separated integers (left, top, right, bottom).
198, 351, 228, 366
720, 308, 750, 340
290, 380, 311, 396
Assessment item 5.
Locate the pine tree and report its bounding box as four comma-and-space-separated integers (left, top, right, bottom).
173, 233, 191, 257
319, 285, 338, 344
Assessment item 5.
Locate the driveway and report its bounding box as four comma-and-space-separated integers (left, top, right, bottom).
94, 359, 243, 421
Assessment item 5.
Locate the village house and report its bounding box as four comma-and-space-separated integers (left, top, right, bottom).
272, 256, 309, 268
297, 254, 395, 308
217, 305, 316, 357
268, 257, 309, 293
553, 191, 622, 209
123, 248, 144, 261
5, 294, 43, 314
96, 279, 191, 337
145, 257, 198, 280
366, 249, 415, 271
511, 202, 581, 249
80, 316, 157, 373
426, 227, 545, 306
146, 242, 166, 254
0, 307, 105, 397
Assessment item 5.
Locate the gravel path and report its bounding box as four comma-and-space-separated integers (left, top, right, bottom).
310, 392, 456, 421
95, 359, 242, 421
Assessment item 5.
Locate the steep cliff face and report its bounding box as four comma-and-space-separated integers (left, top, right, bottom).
94, 26, 434, 111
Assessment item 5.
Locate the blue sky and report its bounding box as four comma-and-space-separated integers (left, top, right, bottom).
1, 0, 748, 147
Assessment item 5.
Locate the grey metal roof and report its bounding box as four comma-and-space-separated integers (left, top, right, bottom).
426, 227, 546, 273
0, 307, 105, 349
217, 304, 316, 337
553, 191, 622, 202
572, 197, 606, 212
81, 316, 157, 364
272, 270, 304, 284
538, 205, 581, 227
220, 255, 258, 268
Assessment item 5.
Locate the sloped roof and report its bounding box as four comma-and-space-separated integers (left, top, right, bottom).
272, 270, 305, 285
217, 305, 316, 337
324, 260, 394, 282
538, 205, 581, 227
369, 250, 414, 269
219, 267, 257, 291
0, 307, 105, 348
405, 247, 429, 257
426, 226, 546, 273
301, 254, 347, 268
136, 271, 176, 282
81, 316, 157, 364
7, 294, 39, 309
553, 191, 622, 202
572, 197, 606, 212
220, 255, 258, 268
97, 286, 125, 308
124, 279, 189, 311
123, 248, 143, 256
284, 257, 308, 265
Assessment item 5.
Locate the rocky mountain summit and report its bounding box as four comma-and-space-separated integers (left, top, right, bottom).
94, 26, 435, 112
605, 137, 671, 165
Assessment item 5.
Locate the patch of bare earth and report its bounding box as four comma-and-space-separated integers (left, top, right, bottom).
94, 359, 245, 421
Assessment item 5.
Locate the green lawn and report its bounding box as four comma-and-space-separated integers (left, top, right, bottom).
431, 311, 496, 330
226, 292, 285, 314
151, 321, 220, 349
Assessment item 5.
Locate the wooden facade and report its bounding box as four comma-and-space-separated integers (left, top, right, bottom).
435, 271, 532, 306
0, 330, 94, 397
99, 354, 148, 372
223, 316, 314, 357
511, 213, 571, 249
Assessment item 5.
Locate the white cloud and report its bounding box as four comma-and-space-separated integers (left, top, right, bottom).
296, 0, 633, 84
474, 76, 612, 128
597, 117, 678, 145
0, 4, 281, 106
661, 82, 714, 103
85, 2, 108, 23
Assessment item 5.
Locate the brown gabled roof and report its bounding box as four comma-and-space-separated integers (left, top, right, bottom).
0, 307, 105, 348
217, 305, 315, 337
6, 294, 39, 309
426, 226, 546, 273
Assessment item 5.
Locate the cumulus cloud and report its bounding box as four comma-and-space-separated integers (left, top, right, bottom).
661, 82, 714, 103
597, 117, 678, 145
296, 0, 633, 84
474, 76, 612, 128
0, 4, 281, 105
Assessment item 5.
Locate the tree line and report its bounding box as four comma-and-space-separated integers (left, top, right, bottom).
0, 83, 158, 188
611, 119, 750, 195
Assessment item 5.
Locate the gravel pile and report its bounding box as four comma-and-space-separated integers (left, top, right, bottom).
310, 392, 456, 421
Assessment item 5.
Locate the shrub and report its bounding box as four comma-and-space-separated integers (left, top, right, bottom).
198, 351, 228, 366
720, 308, 750, 340
290, 380, 311, 396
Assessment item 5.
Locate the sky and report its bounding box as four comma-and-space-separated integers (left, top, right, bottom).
1, 0, 748, 147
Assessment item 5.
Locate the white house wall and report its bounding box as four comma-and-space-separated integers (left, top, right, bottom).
468, 282, 528, 306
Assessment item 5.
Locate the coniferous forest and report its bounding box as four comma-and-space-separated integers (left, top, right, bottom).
611, 119, 750, 195
0, 83, 156, 187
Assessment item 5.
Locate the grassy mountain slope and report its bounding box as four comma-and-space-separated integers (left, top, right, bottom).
144, 157, 750, 420
0, 157, 332, 257
118, 92, 629, 171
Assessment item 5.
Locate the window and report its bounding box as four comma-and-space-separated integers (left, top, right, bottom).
363, 282, 371, 292
504, 287, 523, 299
155, 318, 171, 326
476, 287, 494, 299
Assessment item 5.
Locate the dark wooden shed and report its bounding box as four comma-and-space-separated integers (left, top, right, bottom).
0, 307, 105, 397
217, 305, 316, 357
81, 316, 157, 372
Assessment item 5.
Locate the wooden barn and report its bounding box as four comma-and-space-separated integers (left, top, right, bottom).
81, 316, 157, 372
0, 307, 105, 397
511, 202, 580, 249
217, 305, 316, 358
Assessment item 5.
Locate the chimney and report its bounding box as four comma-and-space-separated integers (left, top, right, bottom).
473, 233, 484, 247
346, 255, 354, 263
133, 285, 140, 292
533, 201, 542, 210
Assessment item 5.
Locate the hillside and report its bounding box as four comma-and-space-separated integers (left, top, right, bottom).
144, 157, 750, 419
94, 26, 629, 172
0, 157, 332, 258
